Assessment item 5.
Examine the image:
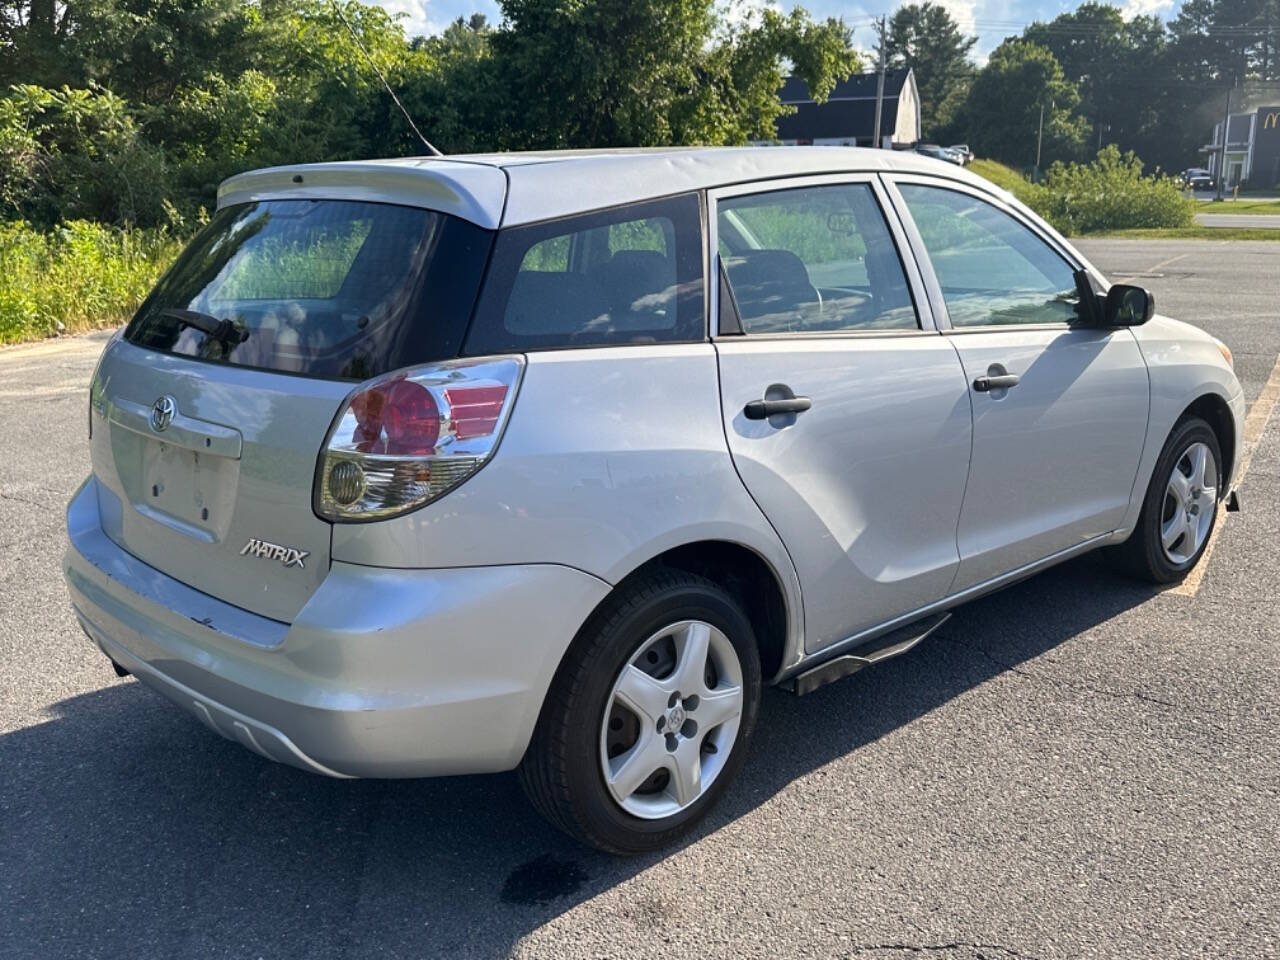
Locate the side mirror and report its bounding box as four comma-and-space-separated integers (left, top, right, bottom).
1102, 284, 1155, 326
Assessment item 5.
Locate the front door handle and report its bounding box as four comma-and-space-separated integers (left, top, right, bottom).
744, 397, 812, 420
972, 374, 1020, 392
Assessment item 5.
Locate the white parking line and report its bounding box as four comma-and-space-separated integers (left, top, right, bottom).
1169, 351, 1280, 597
1114, 252, 1190, 284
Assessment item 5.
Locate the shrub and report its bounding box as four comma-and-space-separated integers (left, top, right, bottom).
0, 220, 184, 344
0, 85, 174, 228
969, 148, 1193, 235
1035, 146, 1193, 234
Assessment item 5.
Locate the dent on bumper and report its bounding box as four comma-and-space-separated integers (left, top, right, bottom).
63, 477, 611, 778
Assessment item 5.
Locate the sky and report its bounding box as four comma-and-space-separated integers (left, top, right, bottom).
372, 0, 1187, 60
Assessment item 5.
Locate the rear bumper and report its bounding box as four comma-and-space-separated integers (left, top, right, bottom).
63, 477, 611, 778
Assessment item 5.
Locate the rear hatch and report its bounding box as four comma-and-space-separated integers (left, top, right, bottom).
89, 197, 493, 622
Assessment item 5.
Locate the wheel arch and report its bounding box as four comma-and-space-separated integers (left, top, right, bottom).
1177, 392, 1237, 490
572, 539, 799, 686
631, 541, 791, 681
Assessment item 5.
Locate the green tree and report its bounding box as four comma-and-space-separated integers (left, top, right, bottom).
958, 39, 1087, 169
487, 0, 860, 148
689, 5, 860, 145
1168, 0, 1280, 84
401, 14, 501, 153
0, 84, 171, 224
879, 2, 976, 139
0, 0, 75, 88
488, 0, 715, 148
0, 0, 863, 222
1022, 4, 1170, 166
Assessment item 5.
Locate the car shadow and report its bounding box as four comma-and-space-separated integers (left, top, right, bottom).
0, 552, 1160, 959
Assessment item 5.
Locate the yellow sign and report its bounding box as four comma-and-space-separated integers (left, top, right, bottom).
1265, 112, 1280, 130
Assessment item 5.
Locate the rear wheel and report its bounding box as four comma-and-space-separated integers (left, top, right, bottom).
1113, 417, 1222, 583
519, 569, 762, 854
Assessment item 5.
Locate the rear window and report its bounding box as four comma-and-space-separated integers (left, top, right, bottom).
125, 200, 493, 380
465, 194, 705, 354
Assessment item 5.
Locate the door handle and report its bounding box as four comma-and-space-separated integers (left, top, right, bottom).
744, 397, 812, 420
972, 374, 1020, 392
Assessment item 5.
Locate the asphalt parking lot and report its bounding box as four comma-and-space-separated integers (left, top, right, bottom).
2, 237, 1278, 960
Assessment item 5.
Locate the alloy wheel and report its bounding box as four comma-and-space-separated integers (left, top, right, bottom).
599, 620, 744, 820
1160, 440, 1218, 565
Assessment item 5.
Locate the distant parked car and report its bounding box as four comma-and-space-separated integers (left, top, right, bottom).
1181, 168, 1214, 190
948, 144, 974, 165
916, 144, 964, 165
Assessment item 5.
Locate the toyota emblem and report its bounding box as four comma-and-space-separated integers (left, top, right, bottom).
150, 395, 177, 432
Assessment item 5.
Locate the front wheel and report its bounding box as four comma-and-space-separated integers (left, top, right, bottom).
518, 569, 762, 854
1112, 416, 1222, 583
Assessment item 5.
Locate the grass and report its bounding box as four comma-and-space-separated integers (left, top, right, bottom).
967, 159, 1034, 195
1193, 198, 1280, 214
1084, 226, 1280, 241
0, 221, 185, 345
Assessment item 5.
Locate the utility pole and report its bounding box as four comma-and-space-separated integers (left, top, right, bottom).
872, 16, 886, 149
1215, 79, 1233, 202
1035, 102, 1045, 180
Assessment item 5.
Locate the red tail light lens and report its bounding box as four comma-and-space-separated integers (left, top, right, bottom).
445, 385, 508, 439
316, 356, 524, 521
351, 378, 441, 455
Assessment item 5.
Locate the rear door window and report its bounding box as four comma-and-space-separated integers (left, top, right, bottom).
125, 199, 493, 380
465, 193, 704, 353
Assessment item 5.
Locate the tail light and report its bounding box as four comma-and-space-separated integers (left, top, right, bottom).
315, 356, 524, 521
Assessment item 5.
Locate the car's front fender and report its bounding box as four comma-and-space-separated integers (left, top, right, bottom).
1118, 315, 1245, 536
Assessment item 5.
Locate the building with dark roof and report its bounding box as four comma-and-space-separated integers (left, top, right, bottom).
769, 68, 921, 148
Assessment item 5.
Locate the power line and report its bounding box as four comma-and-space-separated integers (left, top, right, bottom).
328, 0, 442, 157
846, 12, 1280, 38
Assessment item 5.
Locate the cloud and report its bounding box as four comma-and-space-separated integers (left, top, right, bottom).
372, 0, 501, 39
373, 0, 436, 37
1120, 0, 1177, 16
932, 0, 979, 35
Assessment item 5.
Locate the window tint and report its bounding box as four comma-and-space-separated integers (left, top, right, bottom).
466, 194, 703, 353
717, 183, 917, 334
125, 200, 493, 380
898, 184, 1082, 327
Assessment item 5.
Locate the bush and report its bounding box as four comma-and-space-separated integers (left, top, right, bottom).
969, 148, 1193, 235
1034, 146, 1193, 234
0, 85, 176, 228
0, 220, 184, 344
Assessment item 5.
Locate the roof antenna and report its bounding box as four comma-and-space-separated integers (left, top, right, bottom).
328, 0, 443, 157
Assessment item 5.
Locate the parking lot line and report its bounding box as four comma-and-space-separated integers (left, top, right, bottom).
1169, 351, 1280, 597
1114, 252, 1189, 283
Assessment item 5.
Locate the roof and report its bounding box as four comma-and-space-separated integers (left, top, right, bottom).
775, 69, 912, 143
217, 145, 994, 229
779, 69, 911, 105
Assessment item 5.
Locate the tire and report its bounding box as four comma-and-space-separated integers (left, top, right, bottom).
1111, 416, 1223, 583
518, 568, 762, 854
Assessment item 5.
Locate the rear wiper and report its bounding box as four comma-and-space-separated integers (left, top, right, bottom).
160, 308, 249, 345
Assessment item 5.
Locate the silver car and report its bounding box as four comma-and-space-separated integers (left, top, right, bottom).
64, 148, 1244, 853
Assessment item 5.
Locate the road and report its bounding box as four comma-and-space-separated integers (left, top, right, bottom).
1195, 212, 1280, 228
2, 238, 1279, 960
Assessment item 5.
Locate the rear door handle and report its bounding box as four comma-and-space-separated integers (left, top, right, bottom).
972, 374, 1020, 392
744, 397, 812, 419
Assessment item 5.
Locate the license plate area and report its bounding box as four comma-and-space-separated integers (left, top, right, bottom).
114, 432, 241, 542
